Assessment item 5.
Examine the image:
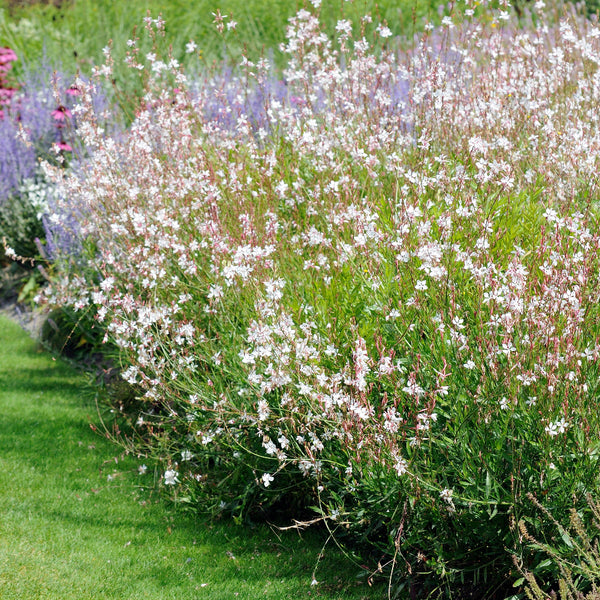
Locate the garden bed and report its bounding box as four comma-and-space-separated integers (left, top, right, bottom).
3, 0, 600, 597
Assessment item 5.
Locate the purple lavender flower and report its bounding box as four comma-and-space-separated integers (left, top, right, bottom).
0, 118, 37, 204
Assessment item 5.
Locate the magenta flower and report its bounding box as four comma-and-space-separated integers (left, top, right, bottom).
290, 95, 307, 106
0, 47, 17, 86
65, 85, 81, 97
0, 87, 17, 106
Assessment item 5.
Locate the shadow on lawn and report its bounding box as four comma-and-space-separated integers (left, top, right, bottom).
0, 365, 87, 396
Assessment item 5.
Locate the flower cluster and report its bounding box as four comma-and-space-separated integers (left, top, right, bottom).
0, 57, 114, 263
0, 47, 18, 119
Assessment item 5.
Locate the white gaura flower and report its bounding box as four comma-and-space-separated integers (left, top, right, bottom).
377, 25, 393, 38
440, 488, 453, 502
257, 399, 270, 421
545, 417, 569, 437
393, 456, 408, 476
164, 469, 179, 485
440, 488, 456, 514
261, 473, 274, 487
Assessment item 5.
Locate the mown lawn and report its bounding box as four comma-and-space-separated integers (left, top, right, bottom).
0, 314, 382, 599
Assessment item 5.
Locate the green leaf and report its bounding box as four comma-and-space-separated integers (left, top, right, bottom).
75, 336, 88, 349
534, 559, 553, 571
17, 273, 37, 303
560, 530, 574, 548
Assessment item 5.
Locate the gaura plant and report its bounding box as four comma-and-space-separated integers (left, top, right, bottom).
39, 1, 600, 595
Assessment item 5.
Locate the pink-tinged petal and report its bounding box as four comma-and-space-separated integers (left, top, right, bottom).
0, 47, 17, 64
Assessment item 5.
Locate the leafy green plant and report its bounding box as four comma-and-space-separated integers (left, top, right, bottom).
0, 188, 46, 259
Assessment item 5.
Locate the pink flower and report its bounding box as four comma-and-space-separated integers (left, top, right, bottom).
0, 87, 17, 106
290, 95, 306, 106
65, 85, 81, 97
0, 47, 17, 65
51, 105, 72, 125
56, 140, 73, 152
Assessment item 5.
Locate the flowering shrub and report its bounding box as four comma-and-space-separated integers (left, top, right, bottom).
0, 51, 114, 269
41, 1, 600, 594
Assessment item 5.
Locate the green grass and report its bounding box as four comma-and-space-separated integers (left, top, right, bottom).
0, 314, 382, 599
0, 0, 435, 75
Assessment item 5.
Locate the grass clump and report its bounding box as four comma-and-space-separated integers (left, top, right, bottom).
518, 494, 600, 599
0, 0, 436, 78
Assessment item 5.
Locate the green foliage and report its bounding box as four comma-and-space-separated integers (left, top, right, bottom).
0, 0, 435, 76
0, 192, 45, 260
39, 305, 103, 359
7, 0, 600, 598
